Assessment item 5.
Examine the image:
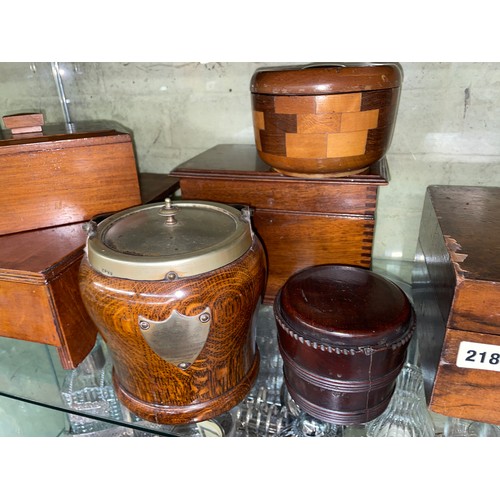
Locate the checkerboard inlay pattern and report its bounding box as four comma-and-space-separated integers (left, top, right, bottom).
252, 87, 398, 173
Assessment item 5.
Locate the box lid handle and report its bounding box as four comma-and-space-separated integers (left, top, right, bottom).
2, 113, 44, 135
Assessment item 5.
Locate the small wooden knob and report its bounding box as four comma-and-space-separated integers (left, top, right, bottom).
2, 113, 44, 134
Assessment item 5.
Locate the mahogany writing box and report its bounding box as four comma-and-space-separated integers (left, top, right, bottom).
0, 174, 180, 370
171, 144, 389, 303
0, 113, 142, 235
413, 185, 500, 425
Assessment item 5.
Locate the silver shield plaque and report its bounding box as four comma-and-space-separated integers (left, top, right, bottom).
138, 308, 211, 369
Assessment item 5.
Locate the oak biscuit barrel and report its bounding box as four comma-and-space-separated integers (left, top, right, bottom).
274, 264, 415, 425
79, 199, 266, 425
250, 63, 403, 178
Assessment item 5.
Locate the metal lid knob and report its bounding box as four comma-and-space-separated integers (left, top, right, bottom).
158, 198, 179, 225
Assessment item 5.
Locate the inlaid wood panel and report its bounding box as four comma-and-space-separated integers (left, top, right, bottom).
297, 113, 341, 134
340, 109, 379, 132
315, 93, 362, 113
286, 133, 327, 158
251, 87, 399, 177
327, 130, 369, 158
274, 95, 316, 114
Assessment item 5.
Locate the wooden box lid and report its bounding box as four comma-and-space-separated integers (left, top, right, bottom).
425, 185, 500, 334
172, 144, 389, 184
0, 173, 180, 284
250, 63, 403, 95
275, 264, 414, 349
0, 173, 179, 284
1, 114, 132, 150
172, 144, 389, 219
0, 223, 86, 283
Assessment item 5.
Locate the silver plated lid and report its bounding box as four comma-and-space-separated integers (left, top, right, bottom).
86, 199, 253, 280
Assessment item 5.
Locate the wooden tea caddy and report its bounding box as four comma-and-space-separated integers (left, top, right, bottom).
171, 144, 389, 303
413, 185, 500, 425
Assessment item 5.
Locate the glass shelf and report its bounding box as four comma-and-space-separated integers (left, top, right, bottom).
0, 258, 493, 437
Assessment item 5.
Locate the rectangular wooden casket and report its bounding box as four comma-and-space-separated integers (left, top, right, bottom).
0, 114, 142, 235
0, 173, 180, 370
171, 144, 389, 303
413, 185, 500, 425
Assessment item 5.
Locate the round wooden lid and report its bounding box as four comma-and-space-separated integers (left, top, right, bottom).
251, 63, 403, 95
275, 264, 414, 348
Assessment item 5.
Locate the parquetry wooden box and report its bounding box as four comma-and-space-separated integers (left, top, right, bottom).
250, 63, 402, 178
0, 113, 142, 235
171, 144, 389, 303
413, 185, 500, 425
0, 174, 180, 370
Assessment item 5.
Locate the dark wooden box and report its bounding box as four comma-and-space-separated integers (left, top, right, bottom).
413, 185, 500, 425
0, 174, 179, 370
0, 114, 142, 235
171, 144, 389, 303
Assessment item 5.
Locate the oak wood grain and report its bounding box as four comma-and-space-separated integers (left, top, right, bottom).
79, 238, 266, 424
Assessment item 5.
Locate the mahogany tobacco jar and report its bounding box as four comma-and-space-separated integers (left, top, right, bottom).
250, 63, 402, 178
79, 199, 266, 425
274, 264, 415, 425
